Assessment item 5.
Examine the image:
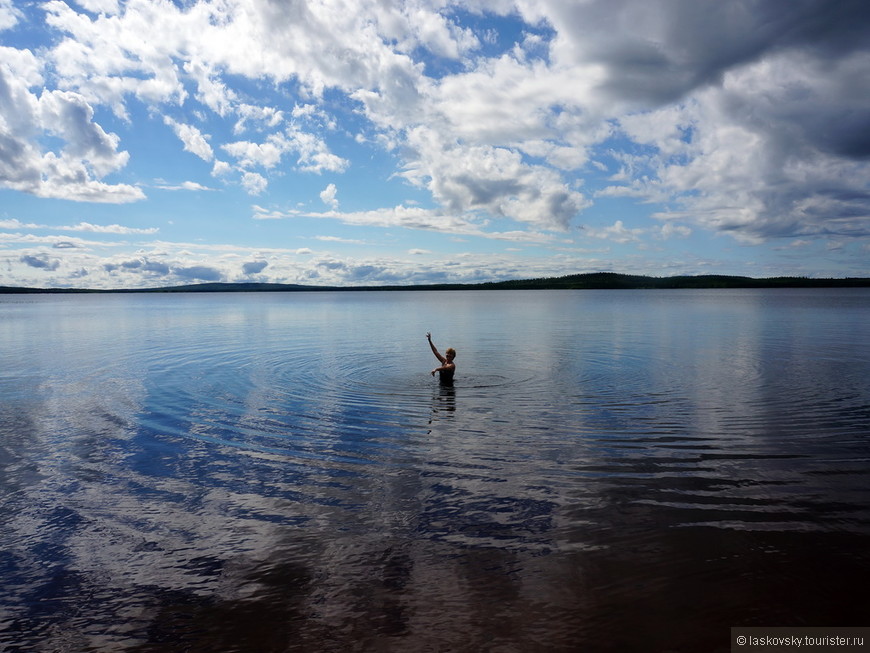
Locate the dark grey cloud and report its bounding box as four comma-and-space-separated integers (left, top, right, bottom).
144, 261, 171, 275
104, 258, 170, 275
20, 254, 59, 270
0, 132, 40, 190
346, 264, 386, 281
715, 50, 870, 161
754, 186, 870, 239
554, 0, 870, 108
242, 260, 268, 275
99, 259, 221, 282
174, 265, 223, 282
103, 259, 225, 283
449, 174, 524, 210
342, 264, 445, 285
586, 0, 870, 242
317, 260, 346, 271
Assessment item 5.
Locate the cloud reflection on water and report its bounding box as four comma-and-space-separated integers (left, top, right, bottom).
1, 291, 869, 651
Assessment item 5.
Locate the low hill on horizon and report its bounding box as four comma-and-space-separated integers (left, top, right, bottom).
2, 272, 869, 294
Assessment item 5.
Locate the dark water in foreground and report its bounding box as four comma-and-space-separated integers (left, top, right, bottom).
1, 289, 868, 652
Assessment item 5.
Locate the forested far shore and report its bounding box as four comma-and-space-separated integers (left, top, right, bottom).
2, 272, 869, 294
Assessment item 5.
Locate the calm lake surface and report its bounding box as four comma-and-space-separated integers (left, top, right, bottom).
1, 289, 868, 652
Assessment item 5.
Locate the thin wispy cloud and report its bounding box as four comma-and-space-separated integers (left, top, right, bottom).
315, 236, 365, 244
153, 180, 217, 192
0, 218, 158, 235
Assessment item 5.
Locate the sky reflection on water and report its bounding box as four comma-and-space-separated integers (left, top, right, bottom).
1, 290, 868, 651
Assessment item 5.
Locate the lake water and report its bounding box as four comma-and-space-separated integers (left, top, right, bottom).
1, 289, 868, 652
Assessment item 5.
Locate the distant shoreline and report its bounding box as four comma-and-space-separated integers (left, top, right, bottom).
2, 272, 870, 294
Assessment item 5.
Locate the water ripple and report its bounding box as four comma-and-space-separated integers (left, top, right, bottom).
2, 290, 869, 651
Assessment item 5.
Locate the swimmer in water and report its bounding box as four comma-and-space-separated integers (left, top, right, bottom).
426, 332, 455, 385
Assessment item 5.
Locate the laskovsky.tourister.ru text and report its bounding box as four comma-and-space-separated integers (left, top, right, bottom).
743, 635, 863, 646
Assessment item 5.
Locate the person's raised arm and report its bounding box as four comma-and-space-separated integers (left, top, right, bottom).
426, 332, 446, 363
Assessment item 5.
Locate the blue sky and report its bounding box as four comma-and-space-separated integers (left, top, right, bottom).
1, 0, 869, 289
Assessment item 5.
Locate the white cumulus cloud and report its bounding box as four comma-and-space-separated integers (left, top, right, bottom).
164, 117, 214, 161
319, 183, 338, 209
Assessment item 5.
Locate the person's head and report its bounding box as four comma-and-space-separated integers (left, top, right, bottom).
445, 347, 456, 361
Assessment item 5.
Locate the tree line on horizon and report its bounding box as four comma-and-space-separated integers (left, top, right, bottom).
2, 272, 869, 294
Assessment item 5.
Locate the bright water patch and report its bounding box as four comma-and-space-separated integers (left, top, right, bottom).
1, 290, 868, 651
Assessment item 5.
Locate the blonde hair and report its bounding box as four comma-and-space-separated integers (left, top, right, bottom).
446, 347, 456, 359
